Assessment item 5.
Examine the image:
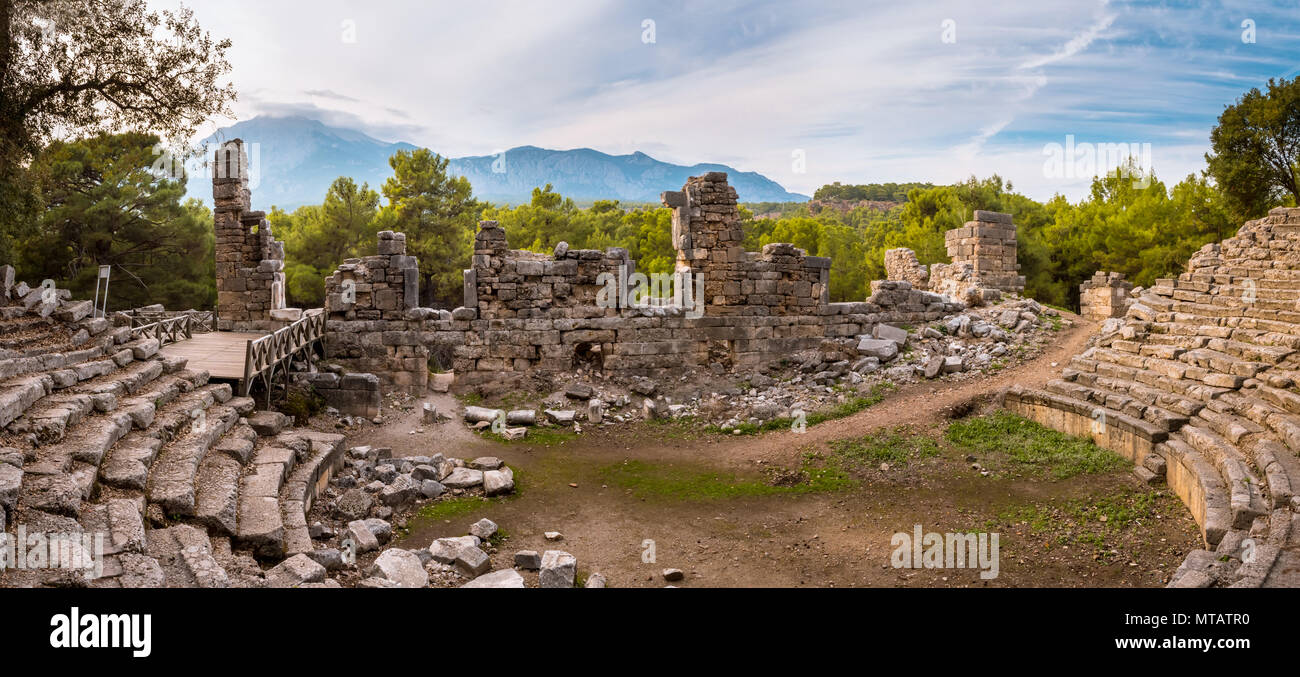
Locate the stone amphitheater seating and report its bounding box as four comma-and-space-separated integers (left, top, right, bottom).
0, 273, 344, 587
1002, 206, 1300, 587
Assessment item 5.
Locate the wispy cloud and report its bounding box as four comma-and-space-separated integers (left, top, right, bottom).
148, 0, 1300, 201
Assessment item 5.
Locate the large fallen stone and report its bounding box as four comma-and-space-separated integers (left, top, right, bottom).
544, 409, 576, 424
539, 550, 577, 588
343, 520, 379, 554
378, 474, 419, 507
483, 467, 515, 496
266, 553, 326, 588
856, 338, 898, 361
565, 384, 593, 400
461, 568, 525, 588
246, 411, 288, 436
469, 457, 503, 471
429, 536, 479, 564
506, 410, 536, 425
334, 487, 373, 521
872, 324, 908, 346
463, 406, 504, 424
370, 549, 428, 588
442, 467, 484, 489
469, 518, 498, 540
454, 545, 491, 577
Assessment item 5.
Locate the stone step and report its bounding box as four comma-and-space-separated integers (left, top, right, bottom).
98, 383, 232, 491
0, 343, 111, 387
23, 410, 133, 478
145, 403, 241, 517
143, 524, 229, 588
78, 498, 146, 556
276, 431, 346, 557
193, 452, 242, 537
1158, 437, 1233, 546
1179, 348, 1267, 380
0, 375, 52, 429
1044, 379, 1189, 432
8, 359, 176, 444
1179, 424, 1269, 529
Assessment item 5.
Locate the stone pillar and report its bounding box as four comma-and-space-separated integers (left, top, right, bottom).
212, 138, 290, 331
661, 172, 745, 311
943, 210, 1024, 295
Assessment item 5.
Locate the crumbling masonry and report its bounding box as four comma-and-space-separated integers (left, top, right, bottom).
213, 140, 294, 331
885, 210, 1025, 307
1078, 271, 1134, 321
321, 172, 963, 391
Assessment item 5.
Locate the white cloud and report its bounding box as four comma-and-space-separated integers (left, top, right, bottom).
145, 0, 1293, 202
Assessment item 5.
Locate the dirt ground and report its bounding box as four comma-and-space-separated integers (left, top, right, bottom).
338, 316, 1202, 587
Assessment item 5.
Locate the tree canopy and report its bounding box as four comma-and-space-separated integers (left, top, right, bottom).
17, 131, 215, 310
1206, 76, 1300, 221
376, 149, 479, 306
0, 0, 235, 263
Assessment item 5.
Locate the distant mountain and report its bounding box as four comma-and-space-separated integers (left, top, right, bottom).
189, 116, 808, 209
447, 145, 808, 205
193, 116, 417, 210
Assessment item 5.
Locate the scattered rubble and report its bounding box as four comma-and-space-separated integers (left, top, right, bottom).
454, 295, 1066, 434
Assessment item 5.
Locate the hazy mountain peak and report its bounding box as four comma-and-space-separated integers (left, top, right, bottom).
191, 115, 808, 209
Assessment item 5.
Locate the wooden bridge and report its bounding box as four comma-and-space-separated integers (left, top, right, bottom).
158, 310, 326, 406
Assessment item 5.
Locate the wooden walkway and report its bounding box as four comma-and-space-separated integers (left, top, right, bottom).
159, 332, 263, 380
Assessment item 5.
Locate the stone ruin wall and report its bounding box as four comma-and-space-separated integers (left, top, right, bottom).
940, 210, 1024, 295
319, 173, 964, 392
213, 139, 294, 332
323, 231, 432, 393
1079, 271, 1134, 321
885, 210, 1025, 307
883, 248, 930, 291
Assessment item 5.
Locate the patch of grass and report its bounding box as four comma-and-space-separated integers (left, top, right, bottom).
989, 488, 1170, 557
487, 527, 510, 547
1044, 314, 1063, 331
496, 391, 535, 410
709, 381, 897, 436
456, 392, 484, 407
830, 427, 942, 467
410, 496, 493, 523
645, 415, 705, 440
598, 456, 854, 501
944, 410, 1129, 479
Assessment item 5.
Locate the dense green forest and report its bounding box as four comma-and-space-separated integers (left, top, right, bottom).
0, 133, 1285, 313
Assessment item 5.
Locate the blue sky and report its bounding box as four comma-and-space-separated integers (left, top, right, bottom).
153, 0, 1300, 201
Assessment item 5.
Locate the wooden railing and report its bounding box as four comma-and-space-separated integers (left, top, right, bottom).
241, 309, 326, 405
129, 310, 215, 333
129, 314, 193, 347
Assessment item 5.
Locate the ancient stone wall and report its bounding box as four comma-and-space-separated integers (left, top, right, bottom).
213, 139, 292, 331
318, 174, 963, 390
884, 248, 930, 291
294, 371, 381, 419
937, 210, 1025, 296
663, 173, 829, 315
323, 231, 434, 393
1078, 271, 1133, 321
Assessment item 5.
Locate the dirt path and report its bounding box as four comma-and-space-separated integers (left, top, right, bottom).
355, 314, 1198, 588
732, 315, 1096, 462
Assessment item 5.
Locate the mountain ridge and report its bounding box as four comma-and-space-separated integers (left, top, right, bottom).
189, 115, 809, 209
